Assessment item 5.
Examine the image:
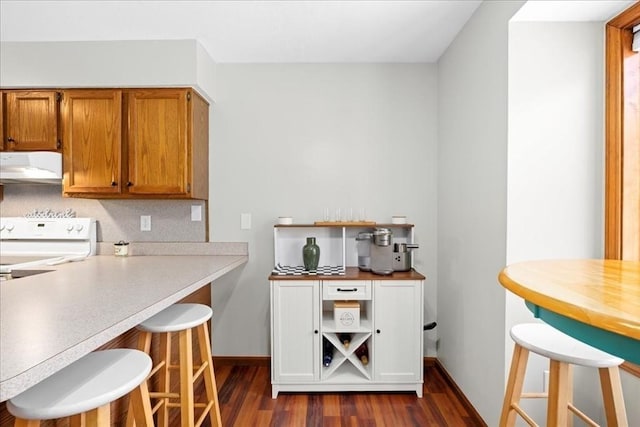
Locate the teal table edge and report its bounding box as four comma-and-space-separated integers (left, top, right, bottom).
525, 300, 640, 365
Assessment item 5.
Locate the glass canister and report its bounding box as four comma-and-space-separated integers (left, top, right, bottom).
356, 232, 372, 271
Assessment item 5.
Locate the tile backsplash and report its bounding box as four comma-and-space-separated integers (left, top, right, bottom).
0, 184, 207, 242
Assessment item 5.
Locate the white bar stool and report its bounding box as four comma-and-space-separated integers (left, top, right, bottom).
500, 323, 628, 427
7, 349, 154, 427
126, 303, 222, 427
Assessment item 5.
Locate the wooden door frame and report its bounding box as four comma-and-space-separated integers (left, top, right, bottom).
605, 2, 640, 260
605, 0, 640, 377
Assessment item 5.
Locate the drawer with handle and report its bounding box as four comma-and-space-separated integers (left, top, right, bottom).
322, 280, 371, 300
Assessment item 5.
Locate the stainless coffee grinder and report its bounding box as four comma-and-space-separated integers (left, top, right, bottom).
370, 228, 394, 275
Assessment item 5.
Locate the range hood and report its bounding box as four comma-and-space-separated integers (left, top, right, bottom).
0, 152, 63, 184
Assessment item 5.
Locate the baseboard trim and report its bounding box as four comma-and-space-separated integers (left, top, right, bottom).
213, 356, 270, 366
425, 357, 488, 427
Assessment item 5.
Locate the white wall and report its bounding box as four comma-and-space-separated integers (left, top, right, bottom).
437, 1, 525, 425
507, 21, 639, 426
209, 64, 439, 356
0, 40, 217, 101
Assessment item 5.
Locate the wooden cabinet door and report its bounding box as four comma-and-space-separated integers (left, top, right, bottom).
62, 90, 122, 194
127, 89, 190, 195
271, 280, 320, 384
373, 280, 423, 382
5, 91, 60, 151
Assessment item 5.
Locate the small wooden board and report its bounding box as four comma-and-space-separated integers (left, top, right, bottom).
313, 221, 376, 226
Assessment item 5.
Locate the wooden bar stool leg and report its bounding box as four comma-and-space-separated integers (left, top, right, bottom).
547, 360, 570, 427
567, 364, 574, 427
129, 377, 155, 427
179, 328, 195, 427
499, 343, 529, 427
157, 332, 172, 427
599, 366, 628, 427
126, 332, 153, 427
84, 404, 110, 427
197, 322, 223, 427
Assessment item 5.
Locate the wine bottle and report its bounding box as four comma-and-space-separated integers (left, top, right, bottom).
355, 342, 369, 365
338, 333, 351, 349
323, 337, 334, 367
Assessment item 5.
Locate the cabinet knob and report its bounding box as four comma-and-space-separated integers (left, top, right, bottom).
376, 329, 381, 334
127, 181, 133, 187
7, 137, 15, 143
314, 330, 319, 334
111, 181, 117, 187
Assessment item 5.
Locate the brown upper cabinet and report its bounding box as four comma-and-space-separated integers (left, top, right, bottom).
3, 90, 61, 151
62, 87, 209, 200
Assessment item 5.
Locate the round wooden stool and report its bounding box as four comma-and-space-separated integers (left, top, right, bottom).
126, 303, 222, 427
500, 323, 628, 427
7, 349, 153, 427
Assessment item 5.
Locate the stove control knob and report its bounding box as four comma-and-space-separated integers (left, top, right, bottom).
0, 224, 5, 231
75, 224, 84, 232
66, 223, 74, 232
5, 223, 14, 231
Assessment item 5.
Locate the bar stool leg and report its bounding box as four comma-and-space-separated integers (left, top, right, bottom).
126, 331, 153, 427
157, 332, 172, 427
547, 360, 570, 426
179, 328, 195, 427
599, 366, 628, 427
84, 404, 110, 427
196, 322, 223, 427
499, 343, 529, 427
567, 365, 574, 427
129, 377, 155, 427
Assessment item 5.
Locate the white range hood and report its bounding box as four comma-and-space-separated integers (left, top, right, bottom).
0, 151, 62, 184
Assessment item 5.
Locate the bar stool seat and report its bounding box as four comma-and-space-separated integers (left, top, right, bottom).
7, 349, 153, 426
128, 303, 222, 427
500, 323, 628, 427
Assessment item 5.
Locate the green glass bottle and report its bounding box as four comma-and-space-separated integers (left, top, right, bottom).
303, 237, 320, 271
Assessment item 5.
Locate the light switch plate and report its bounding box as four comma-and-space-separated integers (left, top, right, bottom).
140, 215, 151, 231
191, 205, 202, 221
241, 213, 251, 230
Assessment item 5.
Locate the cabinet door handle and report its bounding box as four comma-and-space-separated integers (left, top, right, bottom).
314, 330, 319, 334
7, 137, 15, 143
111, 181, 117, 187
337, 288, 358, 292
376, 329, 381, 334
127, 181, 133, 187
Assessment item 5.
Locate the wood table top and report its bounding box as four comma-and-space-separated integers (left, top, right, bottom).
498, 259, 640, 341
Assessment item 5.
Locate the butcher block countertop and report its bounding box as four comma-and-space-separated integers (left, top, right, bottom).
0, 253, 247, 402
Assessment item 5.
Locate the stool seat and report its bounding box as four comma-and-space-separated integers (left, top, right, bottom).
7, 349, 151, 420
138, 303, 212, 333
511, 323, 624, 368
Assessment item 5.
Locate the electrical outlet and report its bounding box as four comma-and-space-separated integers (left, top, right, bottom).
191, 205, 202, 221
241, 213, 251, 230
140, 215, 151, 231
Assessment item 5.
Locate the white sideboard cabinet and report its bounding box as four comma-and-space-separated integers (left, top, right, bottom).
270, 272, 425, 398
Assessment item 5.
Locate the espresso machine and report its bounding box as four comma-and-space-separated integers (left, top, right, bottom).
358, 227, 418, 274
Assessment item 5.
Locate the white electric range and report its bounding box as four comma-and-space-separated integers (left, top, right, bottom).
0, 217, 97, 279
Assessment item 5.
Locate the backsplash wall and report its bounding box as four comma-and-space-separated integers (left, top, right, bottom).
0, 184, 207, 242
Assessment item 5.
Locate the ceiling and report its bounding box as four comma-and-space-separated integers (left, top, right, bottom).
0, 1, 634, 64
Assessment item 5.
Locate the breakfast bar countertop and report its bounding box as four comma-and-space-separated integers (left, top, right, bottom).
0, 254, 248, 402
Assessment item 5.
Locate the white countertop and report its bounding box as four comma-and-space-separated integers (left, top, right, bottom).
0, 254, 247, 401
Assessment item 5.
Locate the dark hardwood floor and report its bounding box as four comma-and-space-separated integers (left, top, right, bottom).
208, 362, 486, 427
